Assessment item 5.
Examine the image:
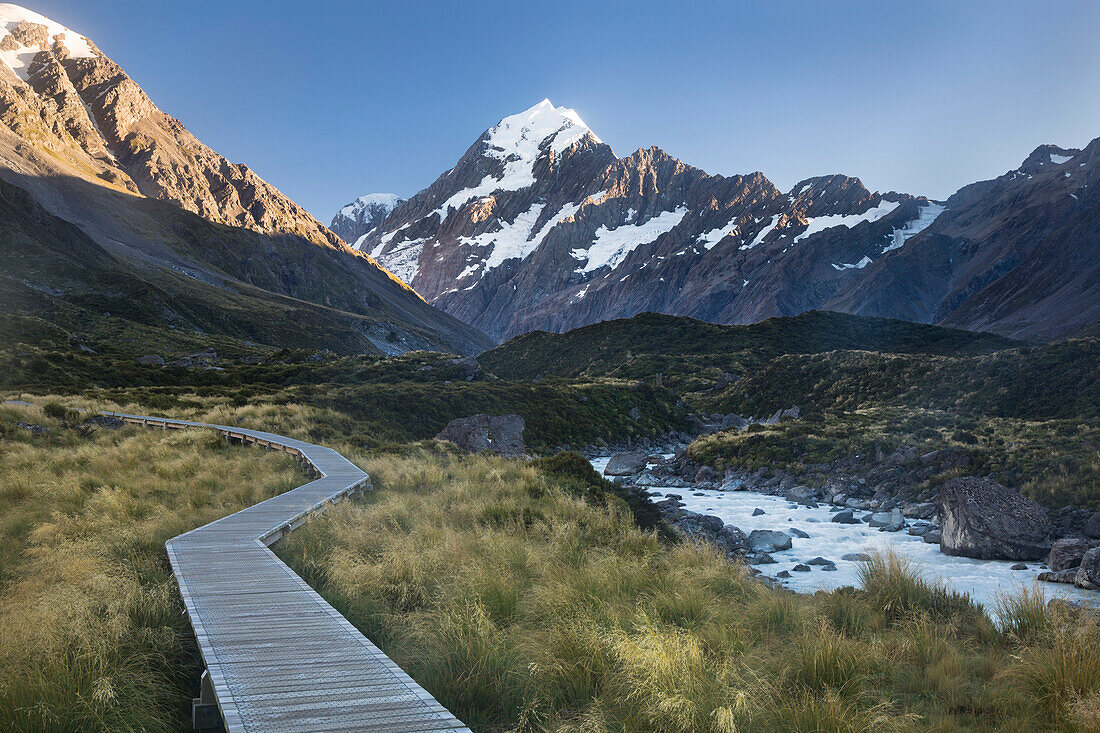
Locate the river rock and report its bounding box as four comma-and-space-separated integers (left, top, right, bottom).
868, 508, 905, 531
776, 570, 791, 578
1049, 538, 1100, 571
842, 553, 872, 562
435, 414, 526, 457
922, 529, 942, 544
695, 466, 717, 483
1038, 568, 1078, 584
807, 557, 833, 566
718, 476, 745, 491
675, 514, 748, 557
903, 502, 937, 520
1075, 548, 1100, 590
784, 486, 816, 504
678, 514, 724, 535
603, 451, 647, 476
1010, 563, 1028, 570
788, 528, 810, 539
821, 563, 838, 571
792, 563, 811, 572
907, 521, 934, 537
747, 530, 793, 553
831, 509, 861, 524
1084, 512, 1100, 539
938, 476, 1052, 560
752, 508, 765, 516
750, 552, 777, 565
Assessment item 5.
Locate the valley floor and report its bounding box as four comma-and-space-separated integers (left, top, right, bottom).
5, 394, 1100, 732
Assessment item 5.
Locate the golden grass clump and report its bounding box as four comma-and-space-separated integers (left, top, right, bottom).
0, 402, 301, 731
277, 450, 1100, 732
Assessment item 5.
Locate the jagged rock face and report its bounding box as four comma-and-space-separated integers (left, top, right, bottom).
0, 5, 340, 248
357, 99, 934, 342
0, 5, 492, 357
357, 98, 1099, 342
331, 193, 403, 244
827, 141, 1100, 339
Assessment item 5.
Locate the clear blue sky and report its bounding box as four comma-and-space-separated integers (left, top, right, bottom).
33, 0, 1100, 220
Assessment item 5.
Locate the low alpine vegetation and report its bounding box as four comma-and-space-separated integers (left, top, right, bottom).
278, 450, 1100, 732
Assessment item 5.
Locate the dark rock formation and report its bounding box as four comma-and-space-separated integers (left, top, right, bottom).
938, 477, 1052, 560
1049, 538, 1100, 572
1075, 548, 1100, 590
435, 414, 526, 457
604, 451, 647, 476
746, 530, 793, 553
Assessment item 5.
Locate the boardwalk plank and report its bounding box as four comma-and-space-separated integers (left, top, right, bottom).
106, 412, 470, 733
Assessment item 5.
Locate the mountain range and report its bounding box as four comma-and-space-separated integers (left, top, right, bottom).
0, 1, 1094, 359
0, 4, 489, 356
349, 100, 1098, 342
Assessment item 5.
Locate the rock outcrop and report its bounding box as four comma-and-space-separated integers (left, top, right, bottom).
435, 414, 526, 457
1049, 538, 1100, 572
1075, 548, 1100, 590
604, 451, 647, 476
938, 477, 1052, 560
0, 6, 339, 248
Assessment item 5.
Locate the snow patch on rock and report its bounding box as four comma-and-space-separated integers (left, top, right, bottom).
573, 207, 688, 273
882, 202, 946, 253
793, 200, 899, 243
0, 4, 96, 81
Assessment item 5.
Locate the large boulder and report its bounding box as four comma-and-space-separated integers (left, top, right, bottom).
435, 414, 526, 457
747, 530, 793, 553
673, 514, 747, 557
1075, 547, 1100, 590
604, 451, 647, 476
1049, 538, 1100, 571
1084, 512, 1100, 539
938, 476, 1052, 560
868, 508, 905, 532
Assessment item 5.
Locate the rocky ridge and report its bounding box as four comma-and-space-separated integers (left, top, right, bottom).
354, 99, 936, 341
0, 5, 492, 357
331, 193, 403, 244
349, 99, 1099, 341
0, 4, 340, 248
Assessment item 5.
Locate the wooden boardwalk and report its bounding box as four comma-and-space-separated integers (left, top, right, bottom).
105, 412, 470, 733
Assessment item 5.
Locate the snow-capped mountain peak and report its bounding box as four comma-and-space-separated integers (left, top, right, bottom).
487, 99, 601, 159
330, 193, 404, 245
0, 4, 97, 81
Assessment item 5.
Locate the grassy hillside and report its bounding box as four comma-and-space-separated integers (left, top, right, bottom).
1, 351, 690, 453
0, 176, 489, 357
278, 449, 1100, 732
701, 339, 1100, 421
479, 311, 1018, 382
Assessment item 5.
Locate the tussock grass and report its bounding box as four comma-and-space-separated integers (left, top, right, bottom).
0, 404, 301, 731
278, 451, 1100, 731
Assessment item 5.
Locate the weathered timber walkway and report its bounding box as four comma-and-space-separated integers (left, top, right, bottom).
106, 412, 470, 733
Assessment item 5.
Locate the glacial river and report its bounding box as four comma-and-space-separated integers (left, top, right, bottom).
591, 456, 1100, 610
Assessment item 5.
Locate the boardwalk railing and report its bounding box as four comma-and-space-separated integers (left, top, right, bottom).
105, 412, 470, 733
